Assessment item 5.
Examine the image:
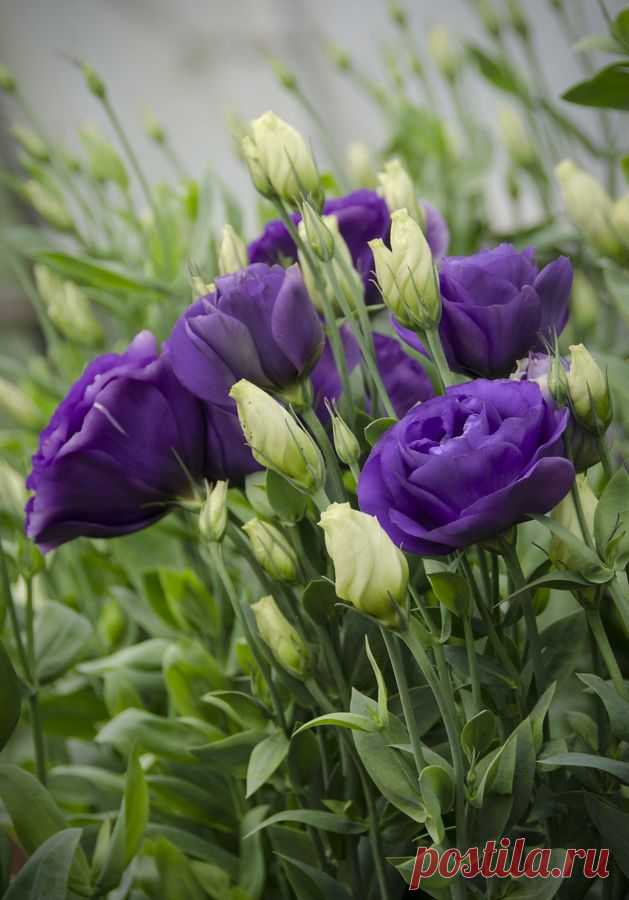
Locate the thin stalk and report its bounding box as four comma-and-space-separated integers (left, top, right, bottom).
432, 640, 467, 852
381, 629, 426, 773
462, 613, 482, 713
596, 435, 614, 483
301, 406, 346, 503
0, 540, 29, 678
586, 603, 628, 700
502, 542, 547, 696
422, 326, 456, 391
312, 487, 332, 514
570, 482, 595, 550
25, 577, 46, 784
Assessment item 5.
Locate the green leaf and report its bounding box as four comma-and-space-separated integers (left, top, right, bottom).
301, 578, 338, 625
239, 806, 267, 900
78, 639, 170, 675
201, 691, 269, 730
585, 793, 629, 878
529, 682, 557, 753
503, 571, 597, 601
594, 468, 629, 567
364, 417, 397, 447
246, 730, 289, 797
147, 775, 235, 830
96, 709, 213, 760
540, 611, 589, 684
4, 828, 82, 900
419, 765, 454, 844
152, 836, 206, 900
426, 571, 470, 617
0, 638, 21, 750
144, 824, 238, 879
163, 640, 227, 718
34, 601, 93, 682
243, 809, 366, 838
266, 470, 308, 523
461, 709, 497, 760
467, 45, 528, 96
470, 731, 517, 808
39, 681, 107, 740
530, 515, 612, 583
612, 9, 629, 50
36, 251, 163, 294
277, 854, 352, 900
577, 672, 629, 741
538, 751, 629, 784
562, 63, 629, 111
293, 712, 378, 736
194, 730, 267, 774
365, 636, 389, 726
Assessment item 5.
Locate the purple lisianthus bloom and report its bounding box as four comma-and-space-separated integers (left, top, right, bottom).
169, 263, 323, 404
395, 244, 572, 378
25, 332, 212, 552
358, 378, 575, 555
249, 190, 449, 307
513, 352, 599, 472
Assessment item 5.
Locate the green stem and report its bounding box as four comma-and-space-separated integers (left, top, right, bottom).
462, 613, 482, 713
0, 540, 29, 679
312, 487, 332, 514
301, 406, 346, 503
571, 482, 595, 550
502, 542, 547, 696
596, 435, 614, 483
381, 629, 426, 774
586, 604, 628, 700
432, 641, 467, 852
422, 326, 456, 392
25, 577, 46, 785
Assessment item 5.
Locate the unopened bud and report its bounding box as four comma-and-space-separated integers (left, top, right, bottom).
268, 57, 298, 91
370, 208, 440, 330
428, 26, 460, 81
24, 181, 74, 231
327, 43, 352, 72
566, 344, 612, 433
331, 414, 361, 467
0, 460, 27, 520
0, 64, 16, 93
498, 106, 536, 170
243, 518, 299, 582
377, 159, 424, 227
190, 275, 214, 299
229, 380, 324, 492
506, 0, 529, 39
252, 595, 310, 677
0, 377, 42, 428
34, 266, 102, 346
242, 111, 320, 205
555, 160, 623, 260
298, 214, 362, 312
300, 201, 335, 261
144, 110, 165, 144
81, 62, 106, 99
11, 125, 48, 162
474, 0, 502, 38
346, 141, 376, 188
80, 126, 128, 190
571, 272, 598, 337
611, 194, 629, 249
550, 475, 597, 569
319, 502, 408, 626
199, 480, 228, 543
217, 224, 248, 275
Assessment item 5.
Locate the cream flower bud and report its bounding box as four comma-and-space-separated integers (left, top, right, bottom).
190, 276, 214, 299
0, 460, 27, 520
252, 595, 310, 677
571, 272, 598, 337
229, 380, 324, 492
199, 480, 228, 543
243, 518, 299, 582
298, 214, 362, 312
81, 62, 106, 99
555, 160, 622, 260
11, 125, 48, 162
550, 475, 598, 569
377, 159, 424, 227
80, 126, 128, 190
34, 266, 102, 346
332, 414, 361, 467
566, 344, 612, 433
243, 111, 320, 204
497, 106, 536, 170
369, 208, 440, 330
144, 110, 165, 144
0, 376, 42, 428
24, 181, 74, 232
300, 201, 335, 261
217, 224, 248, 275
428, 25, 459, 81
611, 194, 629, 249
346, 141, 376, 188
319, 502, 408, 625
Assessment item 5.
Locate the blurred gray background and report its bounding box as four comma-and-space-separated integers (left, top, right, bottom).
0, 0, 624, 342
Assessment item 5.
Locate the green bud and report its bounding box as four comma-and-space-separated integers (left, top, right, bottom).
229, 380, 324, 493
298, 213, 362, 313
387, 0, 407, 28
0, 460, 27, 521
34, 265, 103, 346
506, 0, 529, 39
611, 194, 629, 249
369, 208, 440, 330
199, 480, 228, 543
566, 344, 612, 433
0, 64, 16, 93
300, 201, 335, 261
16, 534, 45, 580
550, 475, 597, 569
80, 125, 128, 190
190, 275, 214, 299
319, 502, 408, 626
327, 43, 352, 72
24, 180, 74, 231
555, 159, 623, 261
498, 106, 536, 170
571, 272, 598, 337
377, 158, 425, 227
331, 413, 361, 467
428, 25, 460, 81
474, 0, 502, 38
268, 57, 298, 91
242, 111, 320, 206
81, 62, 106, 99
345, 141, 376, 188
0, 376, 42, 428
252, 595, 310, 677
144, 110, 165, 144
10, 125, 49, 162
217, 224, 248, 275
242, 518, 299, 582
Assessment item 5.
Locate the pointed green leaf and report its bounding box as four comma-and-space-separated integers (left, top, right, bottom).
246, 731, 289, 797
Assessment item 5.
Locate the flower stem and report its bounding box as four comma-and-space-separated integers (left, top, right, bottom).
381, 629, 426, 774
422, 326, 456, 392
501, 541, 547, 697
586, 603, 628, 700
570, 482, 595, 550
462, 612, 483, 713
301, 406, 346, 503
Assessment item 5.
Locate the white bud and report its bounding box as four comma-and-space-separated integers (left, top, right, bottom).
566, 344, 612, 433
80, 125, 128, 190
34, 265, 102, 346
300, 201, 335, 261
346, 141, 376, 188
555, 160, 623, 260
428, 25, 459, 80
369, 208, 440, 330
217, 224, 248, 275
11, 125, 48, 162
331, 414, 361, 467
199, 480, 228, 543
252, 595, 310, 677
24, 181, 74, 231
319, 502, 408, 625
0, 376, 41, 428
243, 518, 299, 582
0, 460, 27, 520
497, 106, 536, 169
377, 159, 424, 227
242, 111, 320, 204
229, 380, 324, 492
190, 276, 214, 299
298, 214, 362, 312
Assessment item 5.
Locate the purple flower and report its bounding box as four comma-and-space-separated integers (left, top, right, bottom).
513, 352, 599, 473
168, 263, 323, 404
358, 378, 575, 555
25, 332, 212, 552
249, 190, 449, 307
395, 244, 572, 378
